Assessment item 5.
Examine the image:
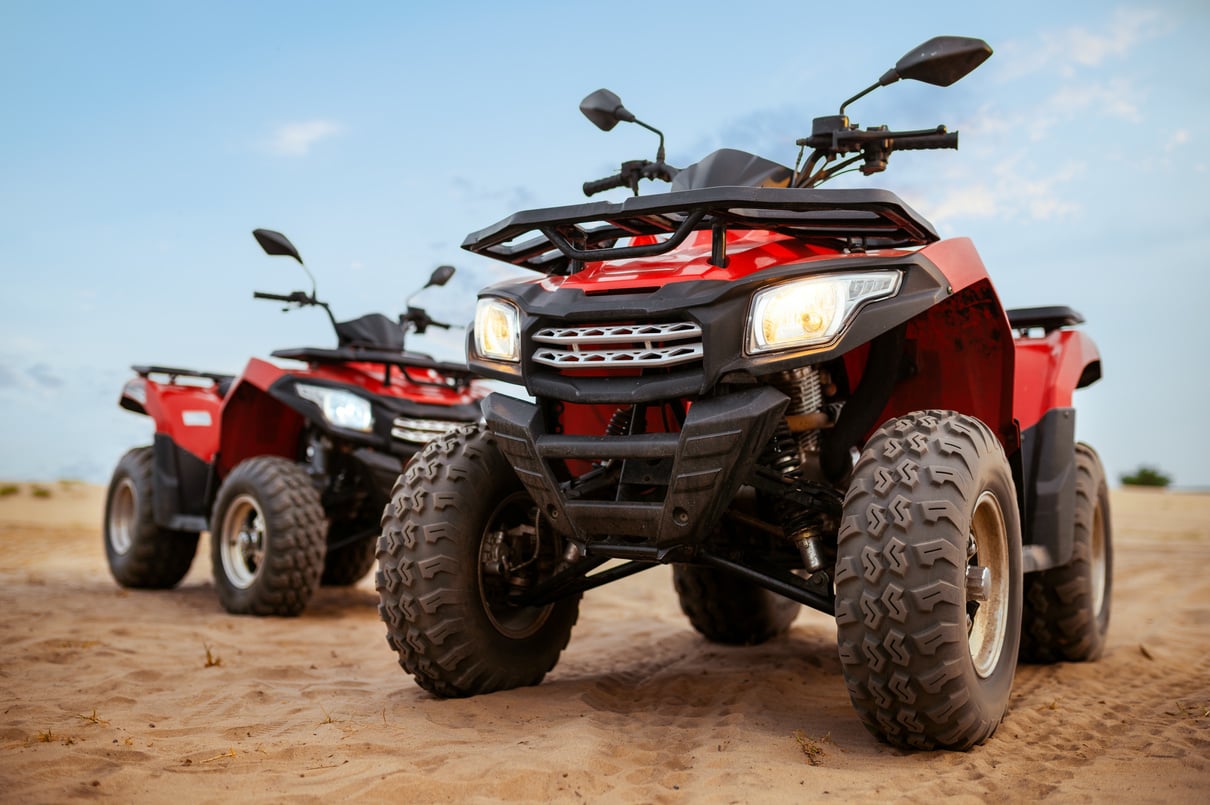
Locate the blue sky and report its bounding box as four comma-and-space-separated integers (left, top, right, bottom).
2, 1, 1208, 488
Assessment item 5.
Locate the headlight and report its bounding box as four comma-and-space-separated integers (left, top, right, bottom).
474, 297, 521, 362
296, 384, 374, 432
747, 271, 901, 354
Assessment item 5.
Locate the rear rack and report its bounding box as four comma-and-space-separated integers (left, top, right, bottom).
461, 185, 938, 274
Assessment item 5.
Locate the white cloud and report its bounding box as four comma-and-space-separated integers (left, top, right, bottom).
997, 8, 1171, 79
921, 159, 1082, 227
1166, 129, 1191, 152
267, 120, 345, 157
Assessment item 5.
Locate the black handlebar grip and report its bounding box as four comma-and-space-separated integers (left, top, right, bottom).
894, 132, 959, 151
582, 174, 629, 197
253, 291, 292, 301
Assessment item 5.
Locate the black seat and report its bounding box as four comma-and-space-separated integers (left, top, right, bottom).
1006, 306, 1084, 333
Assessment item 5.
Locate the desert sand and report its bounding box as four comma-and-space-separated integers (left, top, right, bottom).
0, 481, 1206, 803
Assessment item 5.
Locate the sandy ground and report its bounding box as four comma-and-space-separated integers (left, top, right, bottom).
0, 481, 1206, 803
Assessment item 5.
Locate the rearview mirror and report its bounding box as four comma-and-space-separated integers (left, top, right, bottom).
252, 229, 303, 264
579, 88, 636, 132
885, 36, 993, 88
427, 265, 455, 288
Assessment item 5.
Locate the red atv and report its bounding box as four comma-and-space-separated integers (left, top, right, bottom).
105, 229, 488, 616
376, 37, 1111, 750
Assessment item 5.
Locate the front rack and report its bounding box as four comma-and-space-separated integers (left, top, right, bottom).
461, 185, 938, 274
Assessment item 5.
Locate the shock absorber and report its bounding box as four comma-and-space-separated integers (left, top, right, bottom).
768, 367, 832, 572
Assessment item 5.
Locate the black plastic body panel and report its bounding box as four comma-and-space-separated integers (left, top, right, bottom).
151, 433, 212, 532
471, 253, 947, 405
265, 375, 481, 458
483, 387, 788, 548
1018, 407, 1077, 571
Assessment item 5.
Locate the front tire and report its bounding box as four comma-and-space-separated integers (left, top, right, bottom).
376, 425, 580, 697
835, 411, 1022, 750
1020, 442, 1112, 662
104, 447, 198, 588
210, 456, 327, 616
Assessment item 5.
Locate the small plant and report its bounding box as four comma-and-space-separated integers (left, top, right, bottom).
792, 730, 831, 766
30, 485, 52, 499
203, 643, 222, 668
1120, 465, 1172, 488
0, 484, 19, 497
77, 709, 109, 726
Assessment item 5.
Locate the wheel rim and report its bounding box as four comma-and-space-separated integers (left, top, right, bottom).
967, 490, 1010, 678
477, 492, 555, 639
108, 478, 136, 555
219, 494, 266, 589
1090, 497, 1107, 616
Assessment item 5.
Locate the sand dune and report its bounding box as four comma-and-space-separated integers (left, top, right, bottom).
0, 482, 1206, 803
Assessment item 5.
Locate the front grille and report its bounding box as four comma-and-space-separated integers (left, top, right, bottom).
531, 321, 703, 369
391, 416, 466, 444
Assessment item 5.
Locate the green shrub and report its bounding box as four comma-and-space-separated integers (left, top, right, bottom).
1120, 465, 1172, 488
0, 484, 19, 497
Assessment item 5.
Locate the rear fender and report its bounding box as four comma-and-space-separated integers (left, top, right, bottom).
136, 378, 223, 464
1012, 329, 1101, 431
1009, 324, 1100, 570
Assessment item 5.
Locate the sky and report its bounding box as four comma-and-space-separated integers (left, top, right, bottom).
2, 0, 1208, 489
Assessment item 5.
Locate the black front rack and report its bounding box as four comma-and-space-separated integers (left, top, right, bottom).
462, 185, 939, 274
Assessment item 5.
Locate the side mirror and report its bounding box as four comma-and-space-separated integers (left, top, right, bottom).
579, 89, 636, 132
252, 228, 303, 264
840, 35, 992, 115
427, 264, 455, 288
882, 36, 993, 88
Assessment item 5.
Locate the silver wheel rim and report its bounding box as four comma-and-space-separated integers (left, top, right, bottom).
108, 478, 136, 555
968, 490, 1010, 678
219, 494, 266, 589
1090, 497, 1107, 616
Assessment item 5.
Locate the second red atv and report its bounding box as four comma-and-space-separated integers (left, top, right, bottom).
104, 229, 489, 616
376, 37, 1112, 750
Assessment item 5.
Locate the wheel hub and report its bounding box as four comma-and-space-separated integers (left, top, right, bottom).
967, 490, 1010, 678
220, 494, 266, 589
108, 478, 137, 555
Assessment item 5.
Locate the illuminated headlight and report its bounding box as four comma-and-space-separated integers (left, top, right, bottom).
474, 297, 521, 362
296, 384, 374, 432
747, 271, 901, 354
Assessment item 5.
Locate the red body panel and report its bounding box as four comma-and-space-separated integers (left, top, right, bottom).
1012, 329, 1100, 430
128, 355, 486, 480
136, 379, 224, 462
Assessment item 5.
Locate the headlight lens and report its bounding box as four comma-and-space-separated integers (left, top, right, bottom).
296, 384, 374, 432
474, 297, 521, 362
747, 271, 901, 354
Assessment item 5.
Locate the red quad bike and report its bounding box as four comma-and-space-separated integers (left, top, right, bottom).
376, 37, 1111, 750
105, 229, 488, 616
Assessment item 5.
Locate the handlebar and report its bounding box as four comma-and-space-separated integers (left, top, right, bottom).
253, 290, 312, 304
794, 123, 958, 187
583, 159, 681, 197
583, 173, 631, 196
891, 131, 958, 151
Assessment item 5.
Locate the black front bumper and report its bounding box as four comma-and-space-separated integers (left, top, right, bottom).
483, 386, 788, 550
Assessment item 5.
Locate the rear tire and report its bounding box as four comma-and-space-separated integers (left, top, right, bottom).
835, 410, 1022, 750
376, 425, 580, 697
103, 447, 198, 589
1020, 442, 1112, 662
320, 535, 378, 586
210, 456, 327, 616
673, 520, 799, 645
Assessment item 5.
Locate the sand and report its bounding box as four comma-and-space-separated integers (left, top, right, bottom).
0, 481, 1206, 803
